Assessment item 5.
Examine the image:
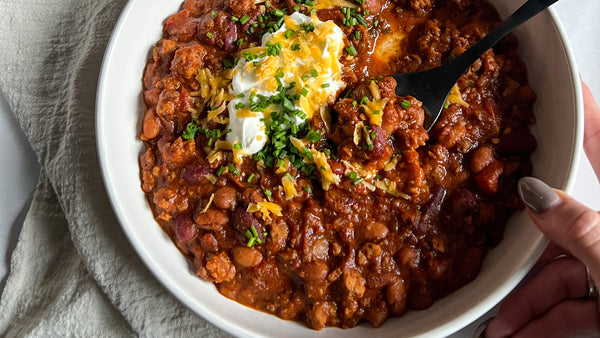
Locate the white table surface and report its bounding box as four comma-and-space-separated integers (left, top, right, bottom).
1, 1, 599, 336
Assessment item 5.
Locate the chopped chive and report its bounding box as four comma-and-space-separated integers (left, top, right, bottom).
355, 13, 368, 26
346, 45, 358, 56
353, 177, 364, 185
302, 186, 312, 192
444, 103, 449, 109
284, 29, 294, 39
247, 173, 255, 182
217, 166, 226, 176
310, 69, 318, 77
360, 96, 369, 105
240, 14, 250, 25
352, 100, 358, 107
237, 93, 245, 98
373, 110, 381, 115
264, 189, 272, 197
401, 99, 411, 108
231, 16, 239, 22
233, 143, 243, 150
211, 10, 217, 18
322, 83, 330, 88
348, 172, 358, 180
275, 159, 284, 168
206, 32, 213, 38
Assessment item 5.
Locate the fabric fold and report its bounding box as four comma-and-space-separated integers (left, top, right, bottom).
0, 0, 229, 336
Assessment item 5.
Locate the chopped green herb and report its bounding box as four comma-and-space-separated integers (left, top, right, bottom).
401, 99, 411, 109
206, 32, 213, 38
231, 16, 239, 22
302, 186, 312, 192
211, 10, 217, 18
346, 45, 358, 56
240, 14, 250, 25
353, 177, 364, 185
247, 173, 255, 182
264, 188, 272, 197
322, 83, 330, 88
285, 29, 294, 39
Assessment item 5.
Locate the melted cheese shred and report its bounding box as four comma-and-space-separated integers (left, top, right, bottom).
226, 12, 346, 155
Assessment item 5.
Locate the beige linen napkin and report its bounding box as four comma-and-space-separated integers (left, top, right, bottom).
0, 0, 229, 336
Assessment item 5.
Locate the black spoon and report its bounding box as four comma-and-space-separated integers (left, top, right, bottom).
390, 0, 560, 131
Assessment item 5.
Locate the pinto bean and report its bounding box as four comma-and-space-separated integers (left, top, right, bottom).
387, 280, 407, 315
213, 186, 237, 210
232, 246, 263, 268
470, 146, 495, 173
194, 208, 228, 231
357, 221, 389, 243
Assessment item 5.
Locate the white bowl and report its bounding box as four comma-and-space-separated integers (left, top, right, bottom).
96, 0, 583, 336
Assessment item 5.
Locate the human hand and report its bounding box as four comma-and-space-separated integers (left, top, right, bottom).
482, 81, 600, 338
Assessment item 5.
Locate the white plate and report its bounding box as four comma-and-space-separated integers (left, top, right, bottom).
96, 1, 582, 336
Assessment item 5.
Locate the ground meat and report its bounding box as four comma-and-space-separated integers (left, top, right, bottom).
140, 0, 536, 330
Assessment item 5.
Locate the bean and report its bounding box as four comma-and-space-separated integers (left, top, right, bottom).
213, 186, 237, 210
194, 208, 228, 231
231, 246, 263, 268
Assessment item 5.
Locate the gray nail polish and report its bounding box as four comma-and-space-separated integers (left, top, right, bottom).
518, 177, 561, 213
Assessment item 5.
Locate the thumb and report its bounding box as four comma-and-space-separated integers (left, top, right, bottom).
519, 176, 600, 282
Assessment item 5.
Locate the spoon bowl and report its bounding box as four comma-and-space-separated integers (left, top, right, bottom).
391, 0, 560, 131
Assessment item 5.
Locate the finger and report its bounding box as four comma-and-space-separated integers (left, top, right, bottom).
513, 300, 600, 338
518, 176, 600, 283
534, 241, 572, 268
485, 257, 587, 338
582, 81, 600, 178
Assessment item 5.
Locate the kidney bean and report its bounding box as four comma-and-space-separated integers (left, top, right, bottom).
367, 125, 389, 160
173, 214, 198, 242
475, 160, 504, 194
232, 208, 265, 242
164, 9, 197, 43
495, 128, 537, 156
198, 11, 237, 51
181, 165, 213, 184
420, 185, 447, 223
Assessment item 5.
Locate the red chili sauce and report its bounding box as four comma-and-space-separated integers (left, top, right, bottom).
139, 0, 537, 330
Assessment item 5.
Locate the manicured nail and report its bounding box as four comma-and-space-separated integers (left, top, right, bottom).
518, 177, 561, 213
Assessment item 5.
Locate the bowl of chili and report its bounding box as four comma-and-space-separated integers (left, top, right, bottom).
96, 0, 582, 336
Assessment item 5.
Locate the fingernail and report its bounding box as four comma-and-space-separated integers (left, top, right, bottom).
518, 177, 561, 213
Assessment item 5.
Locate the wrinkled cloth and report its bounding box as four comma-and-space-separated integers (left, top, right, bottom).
0, 0, 228, 336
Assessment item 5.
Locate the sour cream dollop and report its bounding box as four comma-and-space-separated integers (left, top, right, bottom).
226, 12, 346, 155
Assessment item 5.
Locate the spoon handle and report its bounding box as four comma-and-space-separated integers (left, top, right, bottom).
450, 0, 560, 75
